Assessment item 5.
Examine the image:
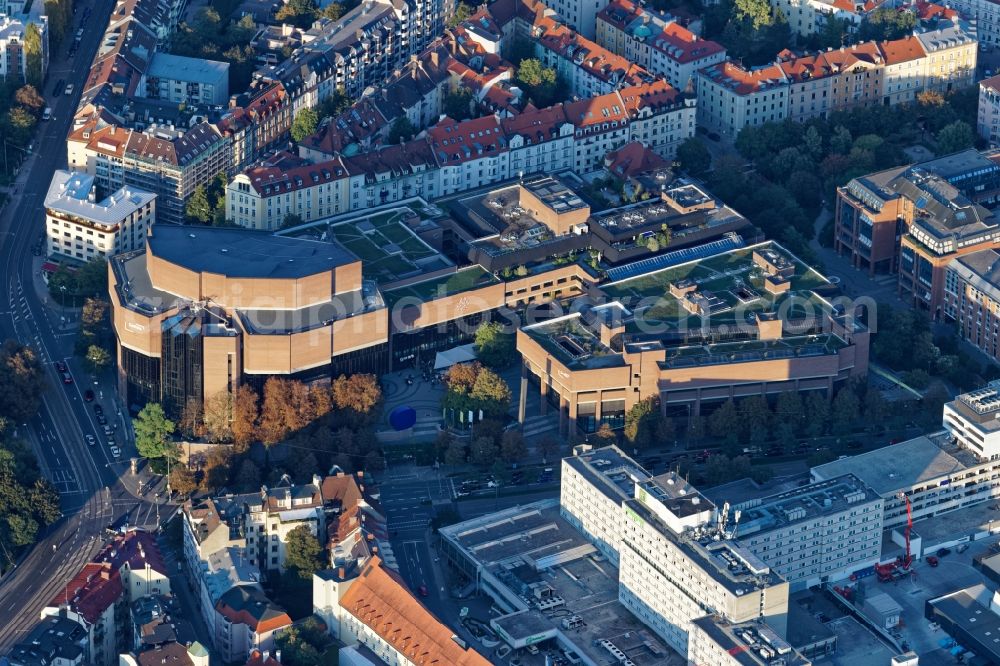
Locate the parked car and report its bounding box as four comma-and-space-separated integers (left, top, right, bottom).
937, 548, 952, 557
53, 79, 64, 96
418, 584, 428, 597
84, 389, 94, 402
957, 543, 970, 554
93, 404, 104, 415
64, 83, 74, 95
84, 434, 95, 446
61, 371, 73, 384
109, 445, 121, 458
42, 107, 52, 120
102, 424, 113, 436
55, 360, 67, 372
926, 555, 939, 567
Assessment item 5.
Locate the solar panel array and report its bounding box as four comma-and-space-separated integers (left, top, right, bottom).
605, 233, 745, 283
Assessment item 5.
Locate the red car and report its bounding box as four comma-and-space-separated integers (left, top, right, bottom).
418, 584, 429, 597
61, 371, 73, 384
926, 556, 939, 567
55, 360, 67, 372
84, 389, 94, 402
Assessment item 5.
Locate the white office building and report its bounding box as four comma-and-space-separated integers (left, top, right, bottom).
45, 170, 156, 263
944, 382, 1000, 459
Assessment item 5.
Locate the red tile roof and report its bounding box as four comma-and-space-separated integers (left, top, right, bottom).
605, 141, 669, 177
501, 103, 570, 143
653, 22, 725, 64
245, 649, 282, 666
48, 563, 123, 625
428, 115, 506, 165
879, 35, 926, 65
341, 557, 492, 666
565, 92, 629, 131
94, 529, 168, 577
216, 586, 291, 634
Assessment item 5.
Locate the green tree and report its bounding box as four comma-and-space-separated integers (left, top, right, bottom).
317, 87, 354, 118
623, 397, 660, 449
858, 6, 916, 42
444, 440, 467, 465
23, 23, 42, 88
443, 88, 474, 121
291, 107, 320, 143
936, 120, 975, 156
6, 106, 36, 145
76, 258, 108, 297
134, 403, 178, 461
84, 344, 110, 373
831, 386, 860, 434
470, 436, 496, 466
185, 185, 212, 224
284, 524, 323, 579
275, 0, 319, 28
775, 391, 804, 435
708, 399, 740, 446
804, 392, 830, 437
282, 213, 304, 229
448, 0, 472, 26
676, 137, 711, 176
474, 321, 515, 369
739, 395, 771, 445
320, 1, 343, 19
0, 341, 45, 422
500, 430, 527, 463
387, 116, 416, 143
516, 59, 559, 107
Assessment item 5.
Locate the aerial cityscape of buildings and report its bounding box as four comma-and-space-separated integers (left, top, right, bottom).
8, 0, 1000, 662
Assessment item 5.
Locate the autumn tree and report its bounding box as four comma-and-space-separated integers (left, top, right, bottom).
470, 436, 497, 466
169, 465, 198, 496
23, 24, 42, 88
331, 374, 382, 416
201, 446, 233, 491
231, 385, 259, 451
0, 341, 45, 422
203, 390, 234, 442
14, 85, 44, 111
258, 377, 312, 445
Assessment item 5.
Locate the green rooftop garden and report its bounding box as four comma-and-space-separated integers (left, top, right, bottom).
383, 266, 500, 307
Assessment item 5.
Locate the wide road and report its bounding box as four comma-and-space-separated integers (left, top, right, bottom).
0, 0, 162, 650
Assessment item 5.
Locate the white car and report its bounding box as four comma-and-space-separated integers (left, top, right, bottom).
109, 445, 121, 458
84, 434, 95, 446
42, 107, 52, 120
64, 83, 74, 95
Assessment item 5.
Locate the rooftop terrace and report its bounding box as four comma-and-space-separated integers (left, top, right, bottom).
282, 206, 452, 283
381, 265, 500, 308
602, 241, 832, 329
734, 474, 880, 536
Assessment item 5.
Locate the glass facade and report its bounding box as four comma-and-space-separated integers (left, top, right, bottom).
120, 345, 160, 413
160, 313, 205, 419
390, 311, 492, 371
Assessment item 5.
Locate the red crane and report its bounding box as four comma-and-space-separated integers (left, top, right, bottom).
898, 492, 913, 569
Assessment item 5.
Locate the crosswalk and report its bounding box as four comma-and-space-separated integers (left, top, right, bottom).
521, 413, 559, 439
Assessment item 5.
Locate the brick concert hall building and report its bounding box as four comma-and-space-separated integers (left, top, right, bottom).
109, 225, 388, 416
111, 175, 869, 431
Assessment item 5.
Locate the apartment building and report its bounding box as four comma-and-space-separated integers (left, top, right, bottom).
67, 122, 231, 225
944, 248, 1000, 360
45, 170, 156, 263
140, 52, 229, 105
836, 149, 1000, 318
713, 474, 884, 589
0, 14, 48, 82
227, 83, 693, 223
255, 0, 447, 110
696, 61, 789, 139
40, 530, 168, 666
5, 612, 89, 666
697, 24, 977, 138
213, 585, 292, 664
315, 557, 492, 665
596, 0, 726, 90
947, 0, 1000, 46
217, 81, 294, 173
979, 74, 1000, 145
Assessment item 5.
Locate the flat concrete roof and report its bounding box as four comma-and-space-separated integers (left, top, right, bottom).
147, 52, 229, 82
811, 435, 971, 496
928, 584, 1000, 663
146, 225, 357, 279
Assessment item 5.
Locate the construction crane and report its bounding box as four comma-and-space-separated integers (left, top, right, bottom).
897, 492, 913, 569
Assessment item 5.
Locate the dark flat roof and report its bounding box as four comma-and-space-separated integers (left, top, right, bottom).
147, 225, 357, 279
